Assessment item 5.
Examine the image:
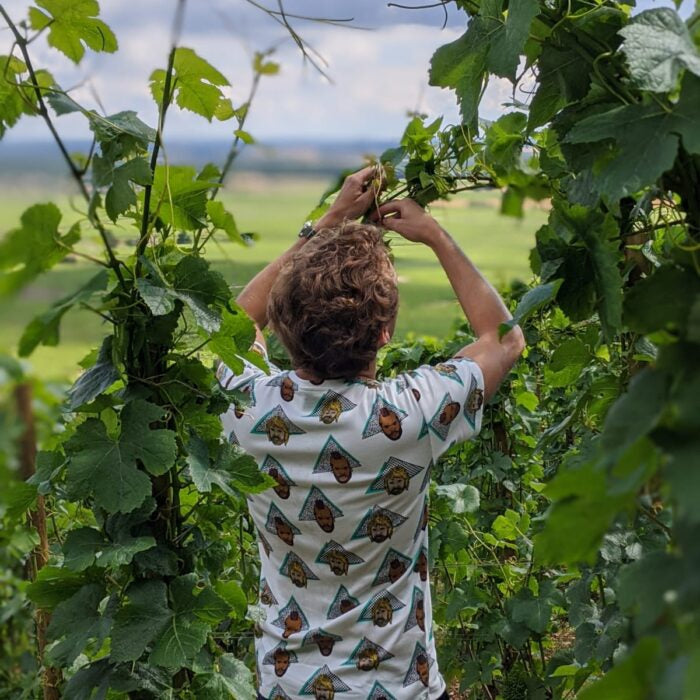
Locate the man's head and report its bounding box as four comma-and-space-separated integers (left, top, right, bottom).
268, 222, 398, 380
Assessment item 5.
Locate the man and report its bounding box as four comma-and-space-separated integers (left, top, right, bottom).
219, 167, 525, 699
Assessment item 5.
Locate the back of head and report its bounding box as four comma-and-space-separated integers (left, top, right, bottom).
267, 221, 398, 379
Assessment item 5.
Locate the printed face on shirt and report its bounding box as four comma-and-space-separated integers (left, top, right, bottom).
378, 407, 402, 440
384, 465, 410, 495
414, 551, 428, 581
314, 500, 335, 532
389, 557, 407, 583
329, 451, 352, 483
357, 648, 380, 671
372, 597, 393, 627
439, 400, 460, 425
467, 387, 484, 412
313, 675, 335, 700
416, 599, 425, 631
327, 550, 349, 576
275, 517, 295, 546
320, 398, 343, 424
289, 560, 307, 587
273, 649, 290, 676
368, 513, 393, 543
416, 654, 429, 686
283, 611, 302, 638
316, 635, 337, 656
339, 598, 356, 614
280, 377, 295, 401
268, 467, 290, 499
267, 416, 290, 445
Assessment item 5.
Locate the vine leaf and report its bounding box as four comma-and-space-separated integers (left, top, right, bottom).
207, 200, 244, 244
619, 8, 700, 93
435, 483, 480, 514
65, 400, 177, 513
498, 279, 563, 338
563, 73, 700, 199
110, 580, 171, 663
192, 655, 257, 700
62, 526, 156, 572
576, 637, 661, 699
187, 435, 275, 496
150, 48, 234, 122
486, 0, 540, 81
28, 0, 118, 64
0, 203, 79, 296
151, 165, 216, 230
429, 0, 539, 122
19, 270, 108, 357
103, 157, 153, 222
67, 335, 119, 409
207, 309, 256, 374
46, 584, 109, 665
510, 589, 552, 634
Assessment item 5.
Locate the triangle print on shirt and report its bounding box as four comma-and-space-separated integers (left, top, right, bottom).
326, 584, 360, 619
299, 665, 351, 696
352, 505, 408, 544
361, 395, 407, 441
312, 436, 362, 483
298, 487, 344, 533
308, 390, 358, 424
316, 540, 365, 575
366, 456, 424, 496
251, 405, 306, 446
344, 637, 394, 671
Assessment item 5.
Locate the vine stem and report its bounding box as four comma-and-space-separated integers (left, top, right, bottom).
135, 0, 187, 274
0, 4, 127, 291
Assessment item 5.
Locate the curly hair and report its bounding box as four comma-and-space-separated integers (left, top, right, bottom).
267, 220, 398, 379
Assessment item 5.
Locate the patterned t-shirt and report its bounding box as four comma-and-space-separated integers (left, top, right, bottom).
218, 353, 485, 700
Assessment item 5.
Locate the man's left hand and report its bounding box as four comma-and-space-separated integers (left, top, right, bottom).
317, 165, 385, 228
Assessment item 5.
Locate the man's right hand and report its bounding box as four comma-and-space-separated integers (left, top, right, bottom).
372, 198, 444, 247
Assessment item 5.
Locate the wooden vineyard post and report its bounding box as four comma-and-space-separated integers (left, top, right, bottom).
14, 383, 62, 700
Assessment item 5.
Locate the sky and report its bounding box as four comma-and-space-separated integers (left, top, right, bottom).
0, 0, 694, 146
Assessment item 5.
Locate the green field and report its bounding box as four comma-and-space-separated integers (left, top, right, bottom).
0, 175, 547, 379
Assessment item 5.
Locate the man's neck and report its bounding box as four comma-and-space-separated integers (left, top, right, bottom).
295, 360, 377, 382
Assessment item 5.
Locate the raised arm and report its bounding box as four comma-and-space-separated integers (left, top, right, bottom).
374, 198, 525, 401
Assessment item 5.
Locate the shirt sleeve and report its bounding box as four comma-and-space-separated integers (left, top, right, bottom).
215, 341, 280, 392
402, 356, 486, 462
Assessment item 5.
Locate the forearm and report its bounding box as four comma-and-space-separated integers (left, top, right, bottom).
428, 227, 515, 340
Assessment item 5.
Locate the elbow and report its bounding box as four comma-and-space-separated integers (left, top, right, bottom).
503, 325, 526, 360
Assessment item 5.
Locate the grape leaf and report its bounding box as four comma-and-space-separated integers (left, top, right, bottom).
187, 435, 274, 496
486, 0, 540, 80
0, 203, 80, 296
563, 73, 700, 199
19, 270, 108, 357
62, 526, 155, 571
104, 156, 153, 222
29, 0, 117, 64
150, 48, 233, 122
65, 399, 177, 513
498, 279, 563, 338
110, 580, 171, 663
619, 8, 700, 93
46, 584, 108, 665
207, 200, 243, 244
67, 335, 120, 409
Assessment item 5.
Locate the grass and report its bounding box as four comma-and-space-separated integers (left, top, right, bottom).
0, 174, 547, 380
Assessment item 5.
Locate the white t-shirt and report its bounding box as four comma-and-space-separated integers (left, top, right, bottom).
219, 352, 485, 700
